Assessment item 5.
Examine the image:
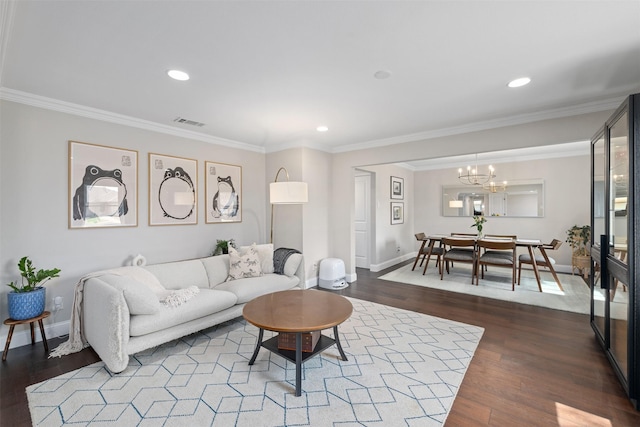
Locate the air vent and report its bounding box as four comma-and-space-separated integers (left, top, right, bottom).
173, 117, 205, 127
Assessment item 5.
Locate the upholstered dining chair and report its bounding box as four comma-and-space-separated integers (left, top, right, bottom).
480, 234, 517, 270
440, 237, 478, 283
517, 239, 563, 289
476, 239, 517, 290
411, 233, 444, 274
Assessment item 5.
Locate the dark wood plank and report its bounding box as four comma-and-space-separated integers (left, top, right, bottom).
2, 260, 639, 426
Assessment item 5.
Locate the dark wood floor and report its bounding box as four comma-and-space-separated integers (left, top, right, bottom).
2, 261, 639, 426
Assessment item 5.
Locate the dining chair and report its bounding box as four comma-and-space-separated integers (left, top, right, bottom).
411, 233, 443, 273
440, 237, 478, 283
517, 239, 562, 289
476, 239, 517, 290
480, 235, 517, 270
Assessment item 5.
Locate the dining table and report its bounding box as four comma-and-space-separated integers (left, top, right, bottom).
420, 234, 563, 292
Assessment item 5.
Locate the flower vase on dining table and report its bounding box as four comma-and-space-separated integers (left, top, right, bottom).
471, 215, 487, 239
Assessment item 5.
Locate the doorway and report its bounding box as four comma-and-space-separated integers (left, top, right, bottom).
355, 171, 373, 269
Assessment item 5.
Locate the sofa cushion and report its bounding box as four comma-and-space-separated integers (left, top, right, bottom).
104, 274, 162, 315
200, 255, 230, 287
283, 253, 303, 277
215, 273, 299, 304
144, 259, 209, 290
227, 245, 262, 280
129, 289, 237, 336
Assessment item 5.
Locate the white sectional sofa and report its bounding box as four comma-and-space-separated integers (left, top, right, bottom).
82, 246, 304, 373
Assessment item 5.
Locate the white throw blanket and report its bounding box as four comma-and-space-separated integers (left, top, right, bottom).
49, 267, 198, 358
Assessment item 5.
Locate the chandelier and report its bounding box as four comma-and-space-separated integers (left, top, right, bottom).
457, 154, 496, 185
482, 181, 508, 193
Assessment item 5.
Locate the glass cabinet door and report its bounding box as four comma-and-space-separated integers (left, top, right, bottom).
591, 131, 606, 341
608, 111, 629, 380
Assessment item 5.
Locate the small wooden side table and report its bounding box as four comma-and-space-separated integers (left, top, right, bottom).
2, 311, 50, 361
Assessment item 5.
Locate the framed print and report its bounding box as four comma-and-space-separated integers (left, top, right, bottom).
69, 140, 137, 229
205, 161, 242, 223
391, 202, 404, 225
391, 176, 404, 199
149, 153, 197, 225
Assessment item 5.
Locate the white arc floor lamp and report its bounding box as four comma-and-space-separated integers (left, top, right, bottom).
270, 167, 308, 244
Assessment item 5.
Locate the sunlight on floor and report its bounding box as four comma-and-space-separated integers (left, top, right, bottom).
555, 402, 612, 427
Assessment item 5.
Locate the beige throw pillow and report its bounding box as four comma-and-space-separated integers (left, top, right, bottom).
227, 245, 263, 281
240, 243, 274, 274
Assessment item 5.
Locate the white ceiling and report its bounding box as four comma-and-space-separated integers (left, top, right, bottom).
1, 1, 639, 154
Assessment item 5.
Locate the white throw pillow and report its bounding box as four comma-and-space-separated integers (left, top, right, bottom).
283, 253, 303, 277
227, 245, 263, 281
105, 274, 162, 315
240, 243, 274, 274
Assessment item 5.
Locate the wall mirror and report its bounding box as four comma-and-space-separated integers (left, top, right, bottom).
442, 179, 544, 217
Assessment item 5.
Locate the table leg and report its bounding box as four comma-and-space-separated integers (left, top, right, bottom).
248, 328, 264, 365
528, 246, 542, 292
2, 325, 15, 362
539, 247, 564, 291
38, 319, 49, 353
30, 322, 35, 345
333, 326, 348, 361
295, 332, 302, 397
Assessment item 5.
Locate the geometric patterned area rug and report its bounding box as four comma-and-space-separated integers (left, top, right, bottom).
380, 263, 593, 315
27, 297, 483, 426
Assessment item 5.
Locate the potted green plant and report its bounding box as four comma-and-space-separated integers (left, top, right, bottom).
566, 225, 591, 277
212, 239, 236, 256
6, 256, 61, 320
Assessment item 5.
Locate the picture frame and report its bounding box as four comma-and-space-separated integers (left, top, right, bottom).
149, 153, 197, 226
205, 161, 242, 223
391, 202, 404, 225
391, 176, 404, 200
68, 140, 138, 229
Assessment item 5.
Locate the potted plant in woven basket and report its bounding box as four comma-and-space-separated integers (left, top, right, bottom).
6, 256, 61, 320
566, 225, 591, 277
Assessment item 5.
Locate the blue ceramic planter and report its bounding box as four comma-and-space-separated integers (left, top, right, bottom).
7, 287, 46, 320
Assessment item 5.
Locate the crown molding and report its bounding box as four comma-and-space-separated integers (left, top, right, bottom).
0, 87, 265, 154
333, 97, 623, 154
397, 140, 590, 172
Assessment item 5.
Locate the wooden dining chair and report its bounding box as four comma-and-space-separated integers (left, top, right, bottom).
411, 233, 443, 273
476, 239, 517, 290
517, 239, 563, 289
481, 235, 517, 270
440, 237, 478, 283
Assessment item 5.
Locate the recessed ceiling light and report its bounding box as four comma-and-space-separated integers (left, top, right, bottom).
374, 70, 392, 80
507, 77, 531, 88
167, 69, 190, 81
316, 125, 329, 132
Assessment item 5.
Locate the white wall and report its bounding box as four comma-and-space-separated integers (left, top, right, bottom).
0, 100, 267, 342
330, 110, 614, 278
356, 164, 414, 271
413, 155, 590, 268
302, 148, 331, 285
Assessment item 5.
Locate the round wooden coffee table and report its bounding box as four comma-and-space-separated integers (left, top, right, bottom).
243, 289, 353, 396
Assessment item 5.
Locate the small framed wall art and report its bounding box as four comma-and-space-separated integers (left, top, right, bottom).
69, 140, 138, 229
391, 202, 404, 225
205, 161, 242, 223
149, 153, 197, 225
390, 176, 404, 199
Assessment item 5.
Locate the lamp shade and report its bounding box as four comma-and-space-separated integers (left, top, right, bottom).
270, 181, 308, 204
449, 200, 463, 208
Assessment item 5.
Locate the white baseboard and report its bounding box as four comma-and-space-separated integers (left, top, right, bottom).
370, 252, 416, 272
0, 319, 69, 354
